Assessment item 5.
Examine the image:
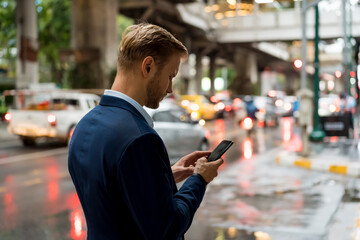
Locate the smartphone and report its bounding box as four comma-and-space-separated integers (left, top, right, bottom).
207, 140, 234, 162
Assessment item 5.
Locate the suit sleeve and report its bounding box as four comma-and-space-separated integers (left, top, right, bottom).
116, 133, 207, 239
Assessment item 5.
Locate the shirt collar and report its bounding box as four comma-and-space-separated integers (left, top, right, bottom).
104, 89, 154, 128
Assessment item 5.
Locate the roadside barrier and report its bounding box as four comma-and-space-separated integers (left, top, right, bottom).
275, 151, 360, 177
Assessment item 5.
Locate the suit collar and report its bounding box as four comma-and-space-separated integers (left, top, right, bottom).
99, 95, 153, 128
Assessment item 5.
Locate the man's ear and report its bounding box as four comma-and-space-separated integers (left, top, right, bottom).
142, 56, 155, 77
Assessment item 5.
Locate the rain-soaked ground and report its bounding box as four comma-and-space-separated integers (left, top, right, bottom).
186, 147, 345, 240
0, 117, 359, 239
185, 118, 351, 240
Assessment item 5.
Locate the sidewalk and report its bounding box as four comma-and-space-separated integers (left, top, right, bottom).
276, 138, 360, 177
275, 115, 360, 239
276, 111, 360, 177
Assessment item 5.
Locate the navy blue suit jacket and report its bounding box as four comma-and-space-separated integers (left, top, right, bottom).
68, 95, 207, 240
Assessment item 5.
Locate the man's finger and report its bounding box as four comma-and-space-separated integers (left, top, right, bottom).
197, 157, 207, 163
192, 151, 212, 158
211, 158, 224, 166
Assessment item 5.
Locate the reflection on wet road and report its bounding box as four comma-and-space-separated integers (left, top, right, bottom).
186, 118, 345, 240
0, 117, 353, 239
0, 144, 86, 240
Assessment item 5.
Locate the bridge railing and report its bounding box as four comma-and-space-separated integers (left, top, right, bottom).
177, 3, 360, 42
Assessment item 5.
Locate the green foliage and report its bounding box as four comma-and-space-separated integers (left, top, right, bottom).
0, 0, 16, 76
37, 0, 71, 84
0, 0, 16, 49
117, 14, 134, 44
0, 0, 71, 86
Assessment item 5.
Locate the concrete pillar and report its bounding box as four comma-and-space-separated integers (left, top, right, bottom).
209, 54, 216, 96
233, 49, 258, 95
16, 0, 38, 89
195, 53, 203, 94
71, 0, 118, 88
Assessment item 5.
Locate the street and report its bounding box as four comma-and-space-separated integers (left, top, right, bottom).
0, 116, 359, 240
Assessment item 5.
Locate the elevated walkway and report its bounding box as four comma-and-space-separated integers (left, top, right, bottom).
177, 2, 360, 43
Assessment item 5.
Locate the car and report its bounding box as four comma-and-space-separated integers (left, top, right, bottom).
318, 94, 341, 117
280, 96, 298, 117
253, 96, 279, 127
179, 94, 217, 120
4, 89, 100, 146
233, 97, 248, 124
145, 99, 210, 165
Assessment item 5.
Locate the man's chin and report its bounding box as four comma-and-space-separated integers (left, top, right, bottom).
146, 102, 160, 109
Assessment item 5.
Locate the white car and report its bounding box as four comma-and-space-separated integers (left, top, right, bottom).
5, 89, 100, 146
145, 99, 210, 165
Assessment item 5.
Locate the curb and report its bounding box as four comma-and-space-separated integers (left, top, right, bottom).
275, 150, 360, 177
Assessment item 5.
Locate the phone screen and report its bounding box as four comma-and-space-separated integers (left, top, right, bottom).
207, 140, 234, 162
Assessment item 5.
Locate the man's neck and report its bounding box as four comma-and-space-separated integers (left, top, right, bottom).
111, 74, 146, 106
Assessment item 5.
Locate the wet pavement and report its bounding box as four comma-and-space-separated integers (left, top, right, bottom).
1, 116, 360, 239
185, 116, 360, 240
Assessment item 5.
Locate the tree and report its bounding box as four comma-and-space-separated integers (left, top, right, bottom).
37, 0, 71, 85
0, 0, 16, 78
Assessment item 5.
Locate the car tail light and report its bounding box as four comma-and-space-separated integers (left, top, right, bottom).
190, 103, 199, 111
328, 104, 336, 113
215, 102, 225, 111
225, 105, 232, 112
241, 117, 253, 130
284, 103, 292, 111
69, 126, 75, 140
259, 108, 266, 114
210, 96, 219, 103
47, 113, 56, 127
233, 98, 241, 104
275, 99, 283, 107
181, 100, 190, 107
4, 112, 11, 122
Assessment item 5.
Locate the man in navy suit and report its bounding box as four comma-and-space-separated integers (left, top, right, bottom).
68, 23, 223, 240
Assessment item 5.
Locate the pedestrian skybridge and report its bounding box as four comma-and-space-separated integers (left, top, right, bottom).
177, 2, 360, 43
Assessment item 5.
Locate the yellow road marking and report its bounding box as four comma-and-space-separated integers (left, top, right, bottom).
328, 165, 347, 175
294, 159, 311, 169
0, 187, 6, 193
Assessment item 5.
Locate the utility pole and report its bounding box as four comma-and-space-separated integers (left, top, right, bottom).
309, 4, 325, 142
298, 0, 324, 157
300, 0, 308, 90
342, 0, 351, 95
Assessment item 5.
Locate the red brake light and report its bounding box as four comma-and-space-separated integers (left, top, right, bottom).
215, 102, 225, 111
210, 96, 219, 103
4, 112, 11, 122
233, 98, 241, 104
241, 117, 253, 130
47, 113, 56, 127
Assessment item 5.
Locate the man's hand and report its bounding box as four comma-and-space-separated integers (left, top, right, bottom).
171, 151, 211, 183
194, 157, 224, 184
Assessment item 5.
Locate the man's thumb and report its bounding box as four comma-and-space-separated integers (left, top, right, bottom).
213, 158, 224, 166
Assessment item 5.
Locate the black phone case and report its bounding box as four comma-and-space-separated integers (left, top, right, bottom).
207, 140, 234, 162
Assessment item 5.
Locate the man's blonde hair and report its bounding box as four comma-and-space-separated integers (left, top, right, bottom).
117, 23, 188, 71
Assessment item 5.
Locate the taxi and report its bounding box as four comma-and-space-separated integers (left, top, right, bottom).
179, 94, 217, 120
